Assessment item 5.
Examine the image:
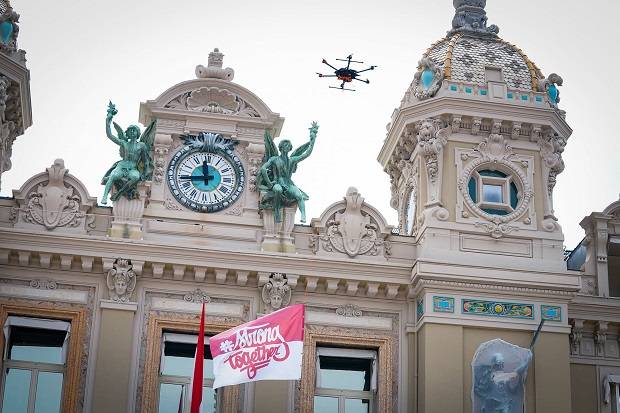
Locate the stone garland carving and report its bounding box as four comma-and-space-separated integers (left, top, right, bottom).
30, 279, 58, 290
417, 118, 450, 221
247, 154, 263, 192
0, 74, 20, 188
153, 147, 169, 183
22, 160, 86, 230
261, 273, 291, 311
411, 58, 444, 100
336, 304, 362, 318
457, 134, 533, 238
184, 288, 211, 304
106, 259, 137, 302
538, 132, 566, 232
165, 86, 259, 117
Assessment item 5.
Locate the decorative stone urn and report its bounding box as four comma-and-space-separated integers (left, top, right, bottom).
109, 183, 150, 239
261, 205, 297, 253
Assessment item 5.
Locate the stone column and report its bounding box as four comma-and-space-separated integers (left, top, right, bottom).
91, 300, 137, 413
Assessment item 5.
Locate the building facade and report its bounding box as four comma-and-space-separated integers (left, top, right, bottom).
0, 1, 617, 412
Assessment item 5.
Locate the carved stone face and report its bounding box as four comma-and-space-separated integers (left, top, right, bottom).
269, 291, 283, 309
114, 277, 127, 296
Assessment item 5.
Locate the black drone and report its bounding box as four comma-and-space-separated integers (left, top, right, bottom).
317, 54, 377, 91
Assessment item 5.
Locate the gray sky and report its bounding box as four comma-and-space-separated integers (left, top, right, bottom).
4, 0, 619, 248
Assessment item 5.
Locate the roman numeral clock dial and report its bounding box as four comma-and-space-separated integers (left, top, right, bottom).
167, 133, 245, 212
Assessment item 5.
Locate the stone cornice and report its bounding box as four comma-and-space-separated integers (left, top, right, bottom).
379, 95, 572, 167
569, 296, 620, 322
410, 277, 577, 300
0, 228, 411, 298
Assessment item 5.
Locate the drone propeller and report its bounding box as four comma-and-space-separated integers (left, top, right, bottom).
321, 59, 338, 71
356, 65, 377, 74
316, 73, 336, 78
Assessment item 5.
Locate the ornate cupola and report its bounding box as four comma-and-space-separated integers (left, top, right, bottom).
379, 0, 573, 275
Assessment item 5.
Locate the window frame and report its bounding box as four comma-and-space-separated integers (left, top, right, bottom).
0, 303, 86, 413
314, 347, 377, 413
468, 169, 521, 216
157, 332, 217, 413
141, 315, 241, 413
300, 329, 395, 413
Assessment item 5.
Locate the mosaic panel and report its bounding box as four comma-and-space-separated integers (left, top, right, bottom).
416, 299, 424, 321
433, 296, 455, 313
541, 305, 562, 322
462, 299, 534, 319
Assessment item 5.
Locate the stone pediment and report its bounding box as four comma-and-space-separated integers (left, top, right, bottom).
310, 187, 393, 259
141, 78, 280, 123
11, 159, 96, 233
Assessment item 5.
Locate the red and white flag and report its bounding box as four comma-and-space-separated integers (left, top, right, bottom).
210, 304, 305, 389
189, 302, 206, 413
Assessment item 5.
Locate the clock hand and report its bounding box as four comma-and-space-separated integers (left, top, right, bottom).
179, 175, 206, 180
202, 161, 210, 185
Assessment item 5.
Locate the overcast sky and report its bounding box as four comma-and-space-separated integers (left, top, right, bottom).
4, 0, 619, 248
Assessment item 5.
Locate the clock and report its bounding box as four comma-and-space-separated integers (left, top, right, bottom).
167, 133, 245, 212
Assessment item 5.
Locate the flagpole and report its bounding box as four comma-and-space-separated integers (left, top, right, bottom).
190, 301, 206, 413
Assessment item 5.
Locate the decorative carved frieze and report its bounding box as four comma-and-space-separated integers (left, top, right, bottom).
336, 304, 362, 318
261, 273, 291, 311
184, 288, 211, 304
106, 259, 137, 303
165, 86, 259, 117
29, 279, 57, 290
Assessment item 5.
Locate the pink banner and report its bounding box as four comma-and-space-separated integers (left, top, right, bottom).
210, 304, 305, 389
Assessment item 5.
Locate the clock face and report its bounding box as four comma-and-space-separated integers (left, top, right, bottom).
405, 190, 416, 235
167, 145, 245, 212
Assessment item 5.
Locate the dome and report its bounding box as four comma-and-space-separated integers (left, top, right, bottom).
424, 34, 542, 92
404, 0, 563, 105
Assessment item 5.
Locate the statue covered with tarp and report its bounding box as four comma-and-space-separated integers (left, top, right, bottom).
257, 122, 318, 223
101, 102, 156, 204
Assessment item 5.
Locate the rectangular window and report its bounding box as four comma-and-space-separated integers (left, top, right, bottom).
0, 317, 71, 413
314, 348, 376, 413
157, 333, 217, 413
485, 67, 503, 83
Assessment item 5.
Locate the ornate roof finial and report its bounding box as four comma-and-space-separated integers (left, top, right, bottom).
448, 0, 499, 37
195, 48, 235, 81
